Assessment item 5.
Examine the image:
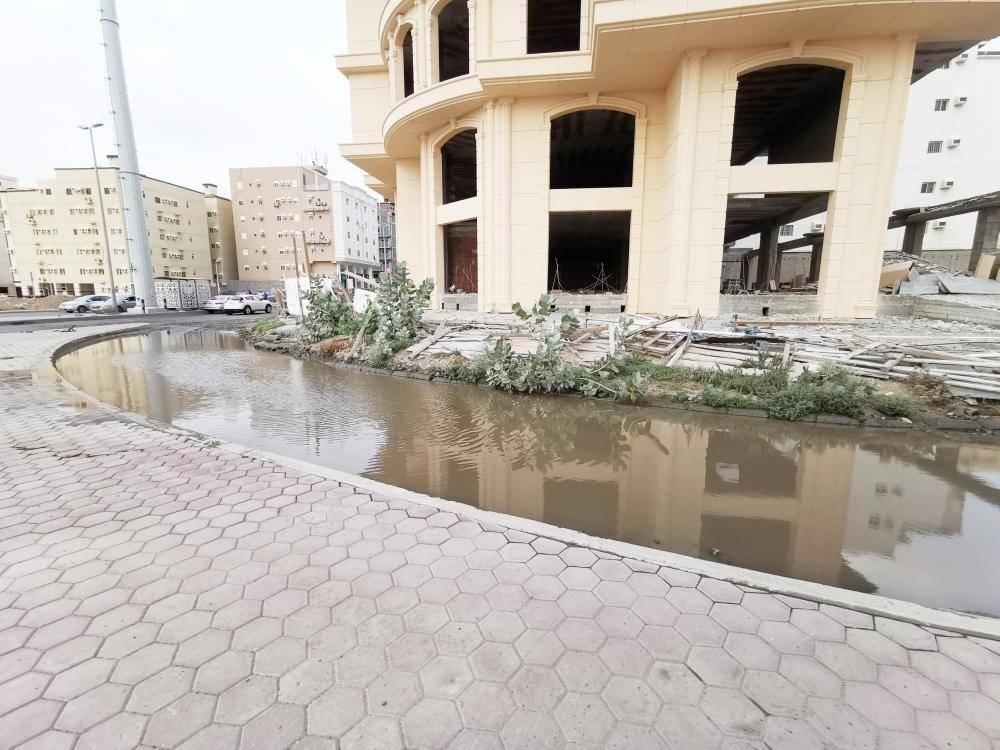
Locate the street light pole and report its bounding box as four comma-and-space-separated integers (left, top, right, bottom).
78, 123, 118, 310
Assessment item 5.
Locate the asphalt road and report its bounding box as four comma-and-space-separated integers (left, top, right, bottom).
0, 308, 268, 331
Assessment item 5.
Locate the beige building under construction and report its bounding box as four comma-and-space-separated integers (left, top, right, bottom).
0, 167, 230, 297
337, 0, 1000, 317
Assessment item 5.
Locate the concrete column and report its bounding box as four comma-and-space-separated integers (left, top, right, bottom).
412, 4, 426, 92
466, 0, 477, 73
665, 49, 707, 315
74, 282, 83, 296
808, 239, 824, 283
755, 226, 779, 290
494, 98, 513, 311
969, 206, 1000, 272
388, 48, 399, 102
901, 222, 925, 256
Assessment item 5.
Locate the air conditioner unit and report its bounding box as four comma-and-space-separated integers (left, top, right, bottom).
956, 53, 970, 63
932, 220, 948, 229
941, 179, 955, 189
946, 137, 962, 148
954, 96, 968, 107
810, 222, 825, 232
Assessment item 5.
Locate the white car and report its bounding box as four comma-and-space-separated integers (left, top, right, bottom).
201, 295, 233, 313
59, 294, 110, 313
223, 294, 274, 315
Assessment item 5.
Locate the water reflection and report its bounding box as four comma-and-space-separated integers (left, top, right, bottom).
57, 329, 1000, 616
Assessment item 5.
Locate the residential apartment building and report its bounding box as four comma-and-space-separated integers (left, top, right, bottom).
202, 183, 239, 290
330, 181, 380, 277
0, 175, 17, 295
0, 167, 213, 297
886, 41, 1000, 261
337, 0, 1000, 318
378, 200, 397, 268
227, 164, 381, 283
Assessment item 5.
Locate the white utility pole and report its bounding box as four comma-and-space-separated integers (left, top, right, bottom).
99, 0, 157, 311
78, 123, 118, 310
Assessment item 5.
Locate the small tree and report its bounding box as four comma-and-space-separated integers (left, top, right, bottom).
363, 263, 434, 365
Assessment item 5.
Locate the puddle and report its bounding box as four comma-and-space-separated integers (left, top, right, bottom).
57, 329, 1000, 616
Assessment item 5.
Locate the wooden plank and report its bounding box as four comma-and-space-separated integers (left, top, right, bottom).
842, 343, 880, 361
408, 323, 451, 358
736, 319, 858, 327
667, 311, 701, 366
347, 305, 375, 359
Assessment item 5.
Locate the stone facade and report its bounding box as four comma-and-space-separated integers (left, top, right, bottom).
336, 1, 1000, 318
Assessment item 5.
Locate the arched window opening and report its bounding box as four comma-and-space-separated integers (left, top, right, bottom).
730, 64, 846, 166
441, 130, 477, 204
550, 110, 635, 189
528, 0, 581, 54
437, 0, 470, 82
402, 29, 415, 97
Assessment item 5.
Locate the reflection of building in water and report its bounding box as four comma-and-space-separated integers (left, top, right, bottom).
844, 450, 963, 560
366, 374, 994, 592
57, 331, 226, 423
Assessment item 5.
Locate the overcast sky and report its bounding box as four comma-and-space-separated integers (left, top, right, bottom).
1, 0, 365, 199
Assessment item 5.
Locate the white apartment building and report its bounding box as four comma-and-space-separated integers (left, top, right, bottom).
0, 167, 214, 297
228, 164, 381, 283
885, 41, 1000, 261
330, 181, 380, 277
378, 201, 396, 269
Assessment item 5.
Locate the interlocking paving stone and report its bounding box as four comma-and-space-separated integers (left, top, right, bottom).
0, 325, 999, 749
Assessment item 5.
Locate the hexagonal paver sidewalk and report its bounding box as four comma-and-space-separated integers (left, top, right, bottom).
1, 328, 999, 749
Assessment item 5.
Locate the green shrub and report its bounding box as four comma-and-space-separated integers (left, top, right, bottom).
867, 392, 915, 419
251, 318, 285, 334
362, 263, 434, 365
700, 387, 757, 410
303, 287, 367, 341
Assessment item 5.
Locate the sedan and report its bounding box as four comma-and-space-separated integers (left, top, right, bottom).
223, 294, 273, 315
201, 295, 233, 314
58, 295, 110, 313
90, 295, 137, 313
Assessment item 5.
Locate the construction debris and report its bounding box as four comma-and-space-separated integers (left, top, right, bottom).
406, 312, 1000, 402
881, 251, 1000, 296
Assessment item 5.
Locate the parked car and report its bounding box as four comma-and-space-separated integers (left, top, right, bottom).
200, 295, 233, 314
89, 295, 137, 313
223, 294, 273, 315
58, 294, 110, 313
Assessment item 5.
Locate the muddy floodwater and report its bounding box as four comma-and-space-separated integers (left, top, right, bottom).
58, 328, 1000, 617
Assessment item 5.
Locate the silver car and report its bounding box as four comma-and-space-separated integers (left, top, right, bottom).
89, 295, 137, 313
58, 294, 110, 313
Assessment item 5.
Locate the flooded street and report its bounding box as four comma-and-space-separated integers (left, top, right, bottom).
58, 328, 1000, 617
